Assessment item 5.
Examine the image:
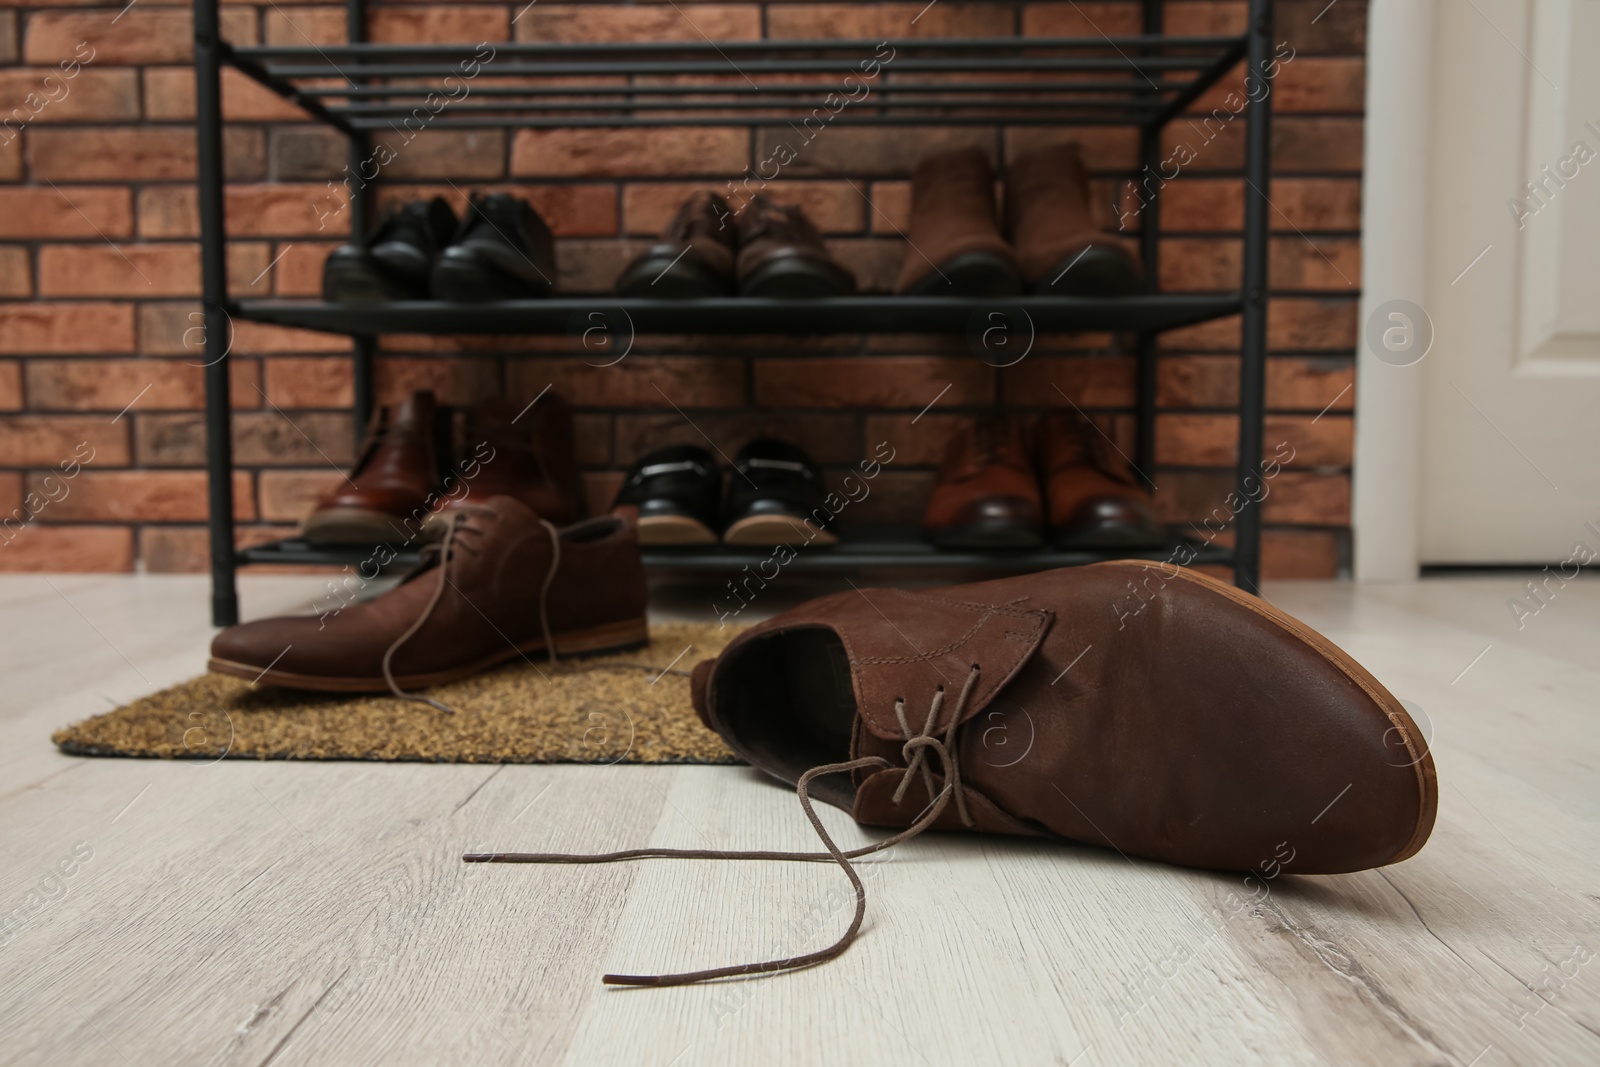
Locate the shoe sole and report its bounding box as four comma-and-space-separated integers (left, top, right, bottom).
1095, 560, 1439, 866
904, 252, 1024, 298
738, 255, 856, 299
430, 249, 554, 302
1034, 246, 1143, 297
208, 615, 651, 693
926, 517, 1044, 550
637, 513, 720, 546
301, 507, 415, 544
722, 514, 839, 546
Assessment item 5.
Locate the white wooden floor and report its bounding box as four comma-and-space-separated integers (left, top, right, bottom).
1, 572, 1596, 1067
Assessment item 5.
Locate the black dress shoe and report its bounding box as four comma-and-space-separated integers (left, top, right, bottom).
723, 438, 838, 545
323, 196, 458, 303
430, 193, 557, 301
612, 444, 722, 545
615, 191, 738, 299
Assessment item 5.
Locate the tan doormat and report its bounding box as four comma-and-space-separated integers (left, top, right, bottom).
52, 622, 742, 765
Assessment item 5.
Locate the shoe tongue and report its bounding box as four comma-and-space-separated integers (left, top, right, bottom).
828, 589, 1052, 741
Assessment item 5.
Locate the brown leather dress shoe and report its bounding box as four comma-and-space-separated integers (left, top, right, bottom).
470, 563, 1435, 987
1007, 143, 1142, 296
894, 147, 1022, 297
301, 390, 446, 544
212, 497, 648, 697
734, 195, 855, 298
430, 393, 585, 532
614, 190, 738, 299
923, 415, 1044, 549
1038, 411, 1165, 548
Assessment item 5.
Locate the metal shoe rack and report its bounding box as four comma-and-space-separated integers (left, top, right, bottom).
193, 0, 1274, 626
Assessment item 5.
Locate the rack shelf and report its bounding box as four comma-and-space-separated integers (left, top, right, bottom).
193, 0, 1276, 626
232, 294, 1244, 338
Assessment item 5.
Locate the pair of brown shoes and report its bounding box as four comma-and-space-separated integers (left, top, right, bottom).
301, 390, 584, 544
923, 411, 1164, 549
470, 562, 1438, 986
896, 143, 1142, 298
615, 192, 856, 299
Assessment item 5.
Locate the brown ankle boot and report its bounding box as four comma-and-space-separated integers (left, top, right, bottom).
734, 195, 855, 298
301, 390, 446, 544
1007, 143, 1142, 296
921, 415, 1043, 548
431, 393, 586, 531
614, 190, 738, 298
895, 148, 1022, 296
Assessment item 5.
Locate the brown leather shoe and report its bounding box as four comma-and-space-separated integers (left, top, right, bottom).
922, 415, 1043, 549
1037, 411, 1165, 547
1007, 142, 1142, 296
477, 563, 1435, 988
734, 195, 855, 298
430, 393, 585, 531
894, 147, 1022, 296
301, 390, 447, 544
615, 190, 738, 299
211, 497, 649, 696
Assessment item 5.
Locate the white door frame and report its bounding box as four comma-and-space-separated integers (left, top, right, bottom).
1352, 0, 1434, 581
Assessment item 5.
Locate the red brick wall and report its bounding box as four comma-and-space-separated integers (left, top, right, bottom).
0, 0, 1364, 577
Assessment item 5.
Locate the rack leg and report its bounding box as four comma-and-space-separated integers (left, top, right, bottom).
1234, 0, 1274, 592
353, 336, 376, 439
1132, 0, 1162, 488
195, 0, 237, 627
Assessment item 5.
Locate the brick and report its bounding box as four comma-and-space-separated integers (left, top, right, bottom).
756, 357, 991, 409
230, 321, 351, 356
514, 128, 746, 179
0, 245, 28, 297
140, 524, 294, 574
0, 360, 19, 410
1154, 177, 1362, 233
1271, 57, 1365, 114
863, 413, 968, 466
613, 412, 860, 467
553, 238, 647, 294
264, 6, 345, 47
0, 525, 132, 573
1277, 0, 1368, 55
510, 357, 745, 409
0, 414, 129, 465
755, 127, 995, 179
380, 130, 506, 181
1003, 129, 1141, 171
769, 3, 1014, 39
0, 68, 140, 124
272, 242, 335, 297
1161, 297, 1359, 352
828, 237, 902, 293
23, 7, 257, 65
1163, 2, 1249, 36
138, 183, 352, 239
1158, 355, 1355, 411
144, 66, 310, 123
0, 302, 133, 353
1265, 471, 1350, 526
0, 11, 14, 64
135, 410, 354, 466
1158, 236, 1361, 292
25, 358, 258, 412
1261, 529, 1342, 580
842, 468, 932, 523
27, 126, 262, 180
0, 185, 132, 238
515, 4, 760, 44
1021, 3, 1143, 36
1156, 413, 1352, 468
371, 6, 509, 44
375, 183, 617, 238
259, 469, 340, 523
0, 135, 19, 181
268, 125, 344, 181
1000, 356, 1137, 408
367, 357, 500, 408
37, 242, 199, 297
262, 356, 353, 408
624, 181, 864, 236
32, 469, 254, 522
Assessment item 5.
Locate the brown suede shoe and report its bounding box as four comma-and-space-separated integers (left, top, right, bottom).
301, 390, 447, 544
692, 564, 1436, 876
922, 415, 1043, 548
212, 497, 648, 697
470, 563, 1435, 988
1037, 411, 1165, 547
430, 393, 585, 532
1007, 142, 1142, 296
615, 190, 738, 299
734, 195, 855, 298
894, 147, 1022, 296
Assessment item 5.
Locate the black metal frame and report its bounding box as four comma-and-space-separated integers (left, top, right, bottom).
194, 0, 1273, 626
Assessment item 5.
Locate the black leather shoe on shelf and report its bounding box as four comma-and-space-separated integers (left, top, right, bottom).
612, 444, 723, 545
615, 191, 738, 299
323, 196, 458, 303
430, 193, 557, 302
723, 437, 838, 545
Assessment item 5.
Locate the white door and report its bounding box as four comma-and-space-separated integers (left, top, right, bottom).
1415, 0, 1600, 563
